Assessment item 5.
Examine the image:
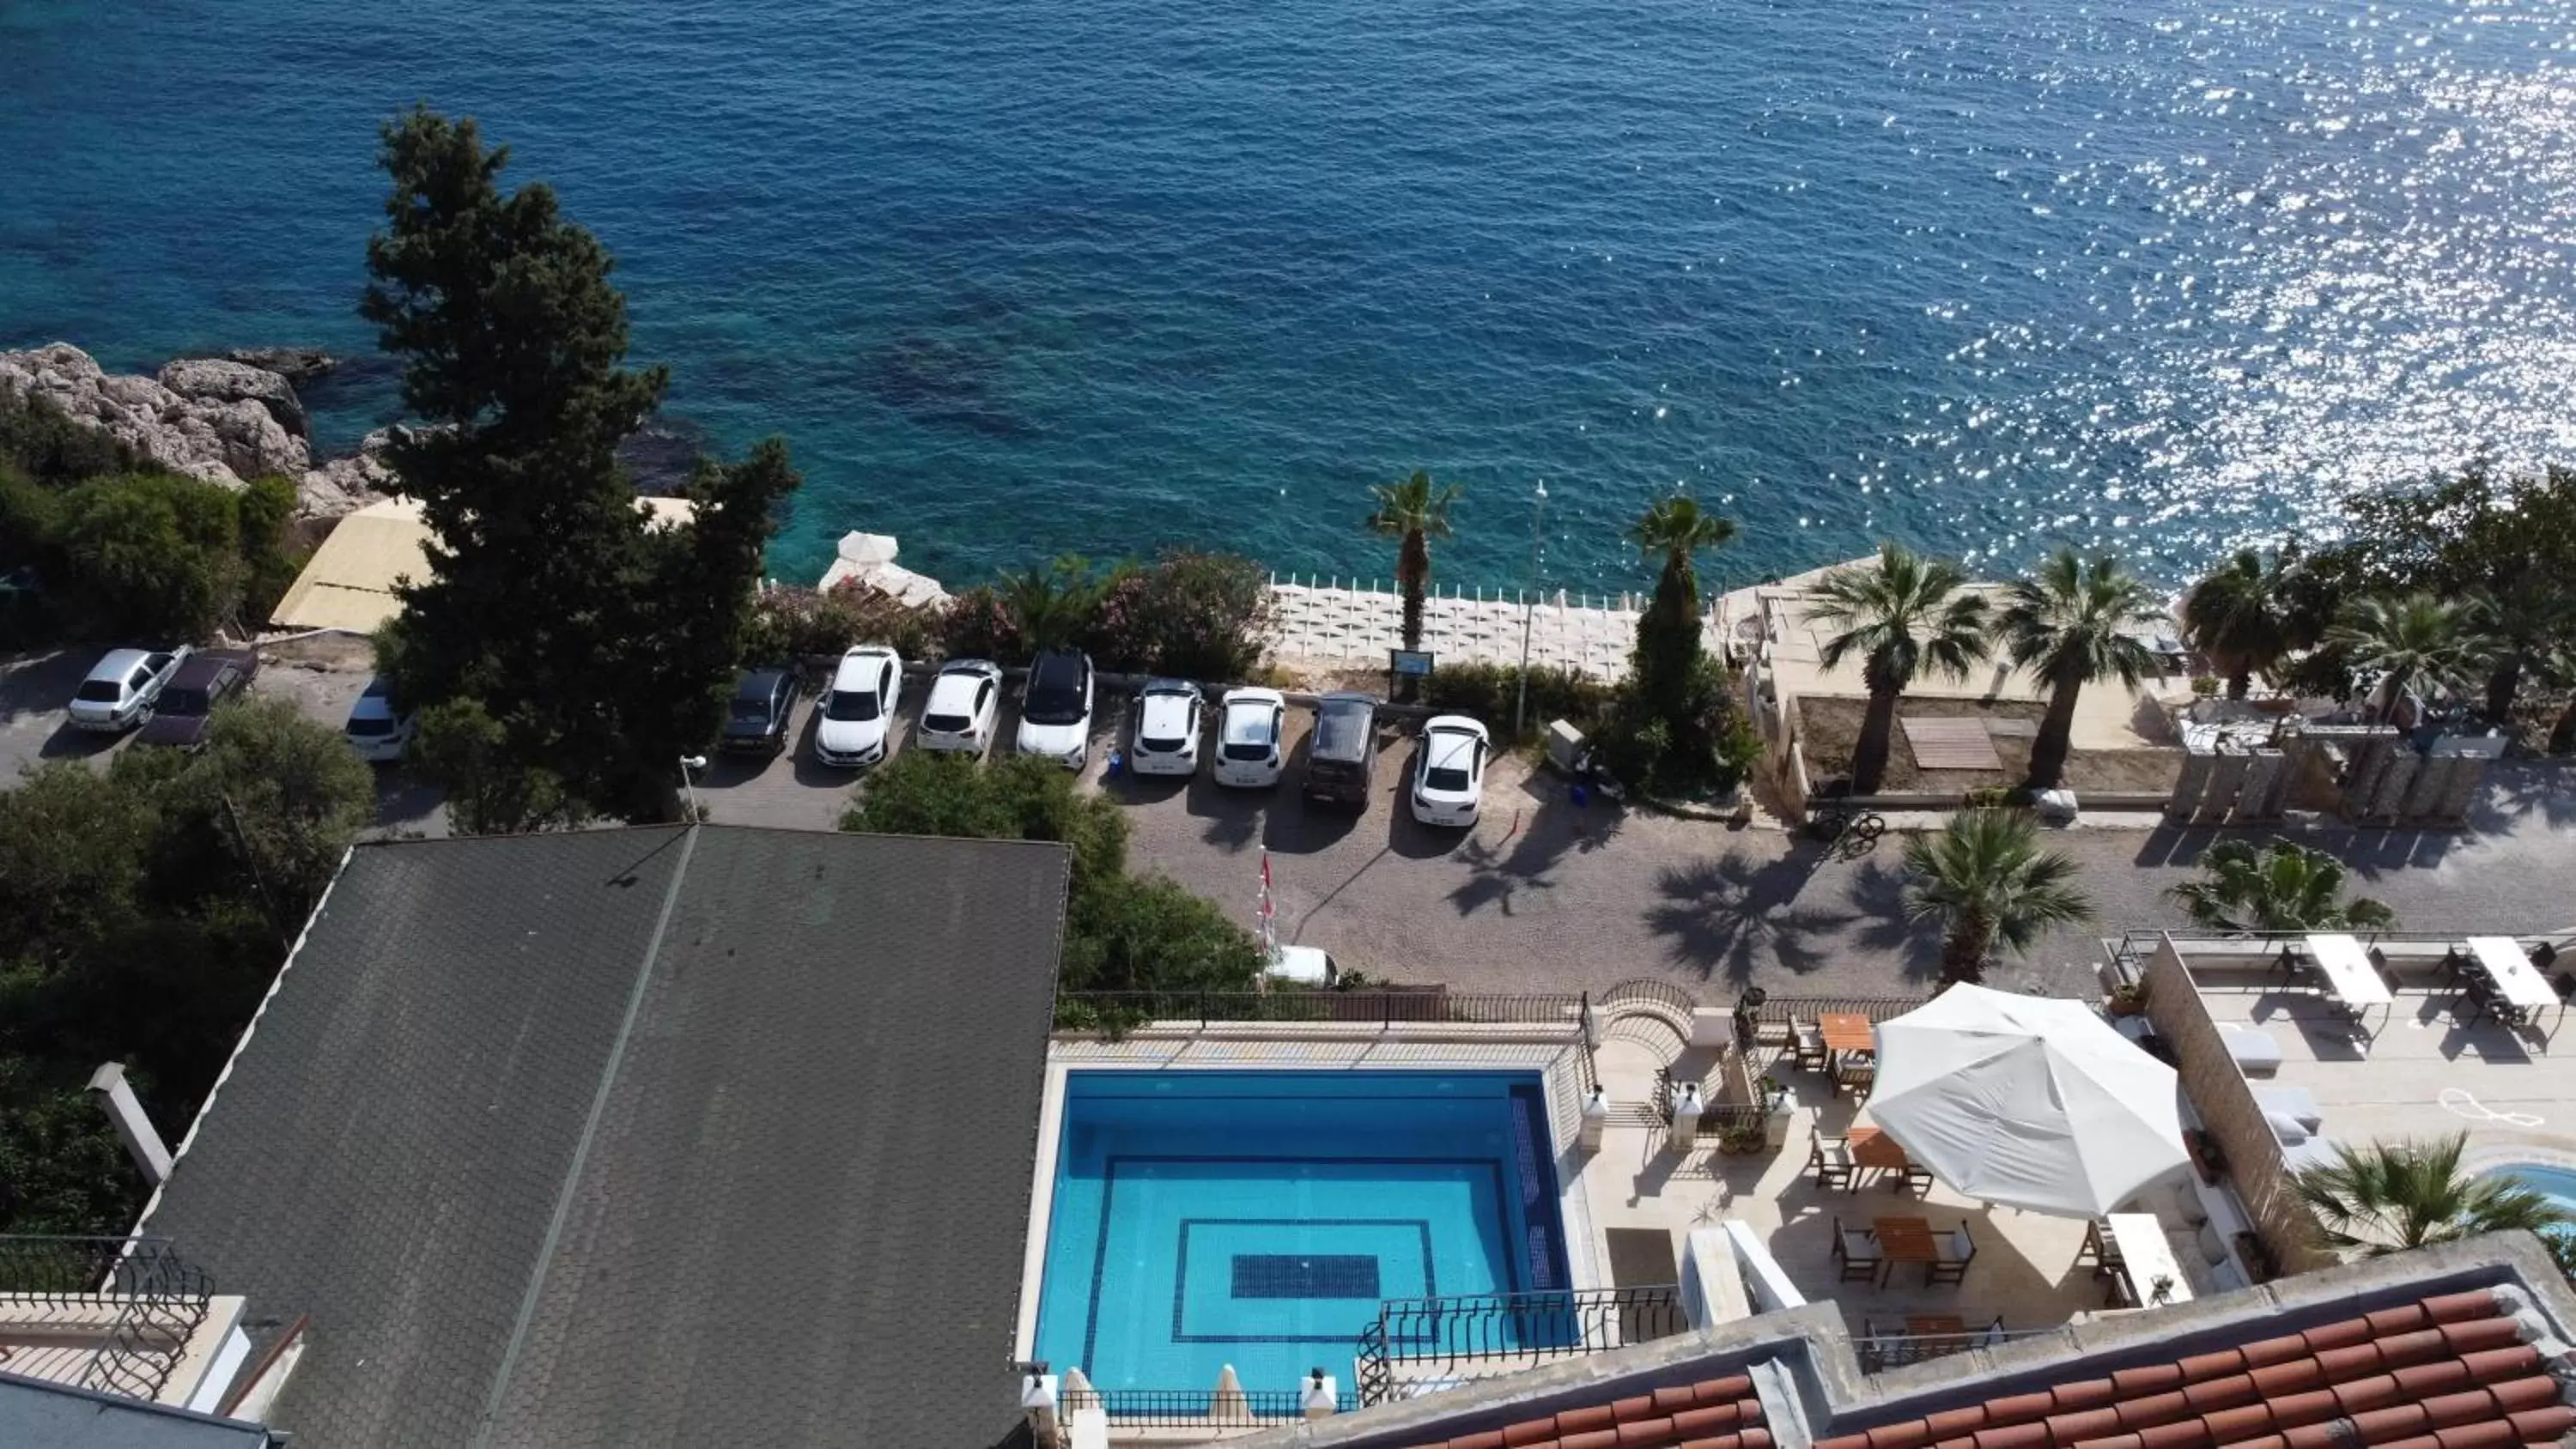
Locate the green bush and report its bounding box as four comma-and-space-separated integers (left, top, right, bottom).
0, 389, 141, 485
2, 468, 307, 642
842, 752, 1261, 1003
1088, 550, 1273, 680
742, 580, 946, 667
940, 584, 1028, 662
1422, 663, 1618, 742
1595, 658, 1759, 797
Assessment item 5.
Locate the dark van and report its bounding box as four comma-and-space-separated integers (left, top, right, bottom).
1303, 692, 1381, 809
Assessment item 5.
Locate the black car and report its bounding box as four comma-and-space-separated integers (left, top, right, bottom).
1302, 691, 1382, 809
721, 667, 805, 755
131, 649, 258, 752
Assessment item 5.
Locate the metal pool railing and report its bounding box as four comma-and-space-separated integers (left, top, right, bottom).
1353, 1285, 1690, 1405
1054, 988, 1592, 1032
1062, 1384, 1355, 1427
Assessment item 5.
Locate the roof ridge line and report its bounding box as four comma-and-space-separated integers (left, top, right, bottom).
464, 823, 703, 1449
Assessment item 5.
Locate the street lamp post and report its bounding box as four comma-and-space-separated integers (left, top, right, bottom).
678, 755, 706, 820
1513, 480, 1549, 741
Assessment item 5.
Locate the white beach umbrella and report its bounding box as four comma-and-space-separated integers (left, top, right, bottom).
836, 531, 901, 566
1868, 985, 2188, 1217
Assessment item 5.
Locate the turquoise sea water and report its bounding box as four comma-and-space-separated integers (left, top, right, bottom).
5, 0, 2574, 589
1034, 1070, 1566, 1397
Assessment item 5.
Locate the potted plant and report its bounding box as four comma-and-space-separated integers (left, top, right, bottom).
2184, 1127, 2228, 1185
2105, 981, 2145, 1017
1719, 1125, 1769, 1155
1757, 1074, 1795, 1148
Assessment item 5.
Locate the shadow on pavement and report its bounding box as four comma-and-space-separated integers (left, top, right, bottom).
1643, 845, 1914, 986
1444, 779, 1623, 918
0, 646, 86, 723
1184, 773, 1267, 852
39, 723, 119, 760
2129, 820, 2461, 876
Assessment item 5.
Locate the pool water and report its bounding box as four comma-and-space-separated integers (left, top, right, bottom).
1033, 1070, 1571, 1397
2494, 1164, 2576, 1221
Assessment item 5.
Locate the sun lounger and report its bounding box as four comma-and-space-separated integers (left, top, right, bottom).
2253, 1085, 2324, 1132
2281, 1135, 2345, 1173
2220, 1024, 2283, 1076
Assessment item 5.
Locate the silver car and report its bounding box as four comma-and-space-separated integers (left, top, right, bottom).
68, 646, 191, 732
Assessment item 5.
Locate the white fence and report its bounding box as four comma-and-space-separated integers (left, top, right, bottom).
1267, 575, 1734, 681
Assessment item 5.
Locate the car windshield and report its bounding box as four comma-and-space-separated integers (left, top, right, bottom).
1313, 701, 1371, 758
729, 697, 773, 722
347, 715, 396, 737
75, 680, 123, 703
923, 712, 969, 734
159, 688, 210, 716
1024, 664, 1086, 725
823, 688, 880, 723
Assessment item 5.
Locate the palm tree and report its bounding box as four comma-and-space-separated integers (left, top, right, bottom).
2166, 839, 2396, 933
1901, 809, 2094, 986
1002, 556, 1109, 651
1807, 543, 1992, 795
2326, 592, 2498, 724
2294, 1132, 2568, 1256
1991, 549, 2166, 791
2181, 548, 2302, 699
1364, 470, 1463, 656
1627, 493, 1738, 711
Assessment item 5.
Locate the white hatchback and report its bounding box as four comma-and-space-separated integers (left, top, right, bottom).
343, 676, 418, 763
814, 645, 903, 767
1212, 687, 1286, 788
1410, 715, 1490, 828
1127, 679, 1202, 777
916, 659, 1003, 756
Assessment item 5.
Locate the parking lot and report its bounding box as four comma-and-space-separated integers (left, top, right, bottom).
10, 641, 2573, 1005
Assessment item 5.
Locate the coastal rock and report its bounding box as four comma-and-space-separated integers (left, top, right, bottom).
294, 424, 416, 518
0, 342, 313, 488
157, 357, 308, 438
219, 346, 337, 386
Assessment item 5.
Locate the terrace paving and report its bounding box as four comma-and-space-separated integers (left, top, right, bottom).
1571, 1037, 2221, 1347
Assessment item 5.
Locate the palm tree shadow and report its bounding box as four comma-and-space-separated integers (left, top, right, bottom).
1444, 791, 1622, 918
1645, 846, 1868, 986
1844, 858, 1945, 983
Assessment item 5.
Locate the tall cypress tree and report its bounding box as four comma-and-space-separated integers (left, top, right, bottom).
361, 108, 796, 823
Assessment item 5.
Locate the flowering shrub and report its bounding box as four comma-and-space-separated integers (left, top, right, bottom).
741, 580, 945, 665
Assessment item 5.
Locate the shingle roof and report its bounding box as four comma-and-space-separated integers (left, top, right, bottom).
1811, 1288, 2573, 1449
138, 825, 1068, 1449
1395, 1373, 1766, 1449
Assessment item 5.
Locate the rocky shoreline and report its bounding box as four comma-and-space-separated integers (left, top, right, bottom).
1, 342, 712, 519
0, 342, 402, 518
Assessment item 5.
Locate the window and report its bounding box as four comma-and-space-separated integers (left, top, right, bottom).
823, 688, 881, 723
1024, 656, 1089, 726
730, 696, 774, 723
347, 715, 396, 737
128, 666, 155, 691
76, 680, 123, 703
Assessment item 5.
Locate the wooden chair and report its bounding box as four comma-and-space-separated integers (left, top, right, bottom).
1838, 1058, 1876, 1101
1832, 1217, 1882, 1282
1898, 1161, 1935, 1197
2438, 948, 2468, 986
1927, 1224, 1976, 1286
2534, 943, 2560, 971
1791, 1019, 1828, 1072
1809, 1131, 1856, 1192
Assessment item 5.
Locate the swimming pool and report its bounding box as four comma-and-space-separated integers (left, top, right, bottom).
1032, 1070, 1572, 1399
2493, 1162, 2576, 1219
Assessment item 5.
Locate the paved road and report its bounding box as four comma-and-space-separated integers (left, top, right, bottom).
13, 643, 2572, 1007
1112, 724, 2576, 1005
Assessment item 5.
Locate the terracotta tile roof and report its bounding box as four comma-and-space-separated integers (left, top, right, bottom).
1396, 1373, 1765, 1449
1812, 1289, 2575, 1449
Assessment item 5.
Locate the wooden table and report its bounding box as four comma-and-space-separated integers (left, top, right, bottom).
1849, 1126, 1911, 1172
1874, 1216, 1938, 1286
2107, 1212, 2192, 1307
1819, 1013, 1876, 1055
2470, 937, 2559, 1016
1905, 1314, 1966, 1339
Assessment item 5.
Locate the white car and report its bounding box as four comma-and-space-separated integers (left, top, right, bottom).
343, 676, 418, 763
1410, 715, 1491, 828
1212, 687, 1286, 788
917, 658, 1003, 756
1015, 649, 1095, 769
814, 645, 903, 767
68, 646, 191, 732
1127, 678, 1202, 778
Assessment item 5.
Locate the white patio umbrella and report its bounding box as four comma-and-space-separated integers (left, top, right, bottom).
836, 530, 900, 566
1868, 985, 2188, 1217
